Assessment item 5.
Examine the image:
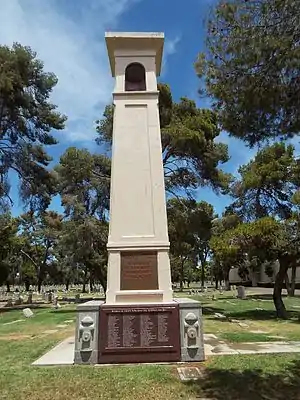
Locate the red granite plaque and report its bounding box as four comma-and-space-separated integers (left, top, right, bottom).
120, 251, 158, 290
98, 303, 180, 363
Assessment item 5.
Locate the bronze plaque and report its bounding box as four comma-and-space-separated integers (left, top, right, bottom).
98, 304, 180, 363
120, 251, 158, 290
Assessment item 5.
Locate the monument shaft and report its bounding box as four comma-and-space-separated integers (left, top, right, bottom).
105, 32, 173, 304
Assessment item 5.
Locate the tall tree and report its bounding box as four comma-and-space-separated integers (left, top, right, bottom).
196, 0, 300, 146
96, 83, 231, 196
168, 198, 197, 290
189, 201, 217, 287
227, 143, 300, 221
18, 210, 63, 292
0, 43, 66, 211
55, 148, 110, 292
55, 147, 110, 220
0, 213, 19, 291
213, 216, 300, 318
210, 213, 242, 289
167, 198, 216, 289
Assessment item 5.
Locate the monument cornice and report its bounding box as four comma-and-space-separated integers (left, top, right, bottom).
107, 241, 170, 251
112, 90, 159, 101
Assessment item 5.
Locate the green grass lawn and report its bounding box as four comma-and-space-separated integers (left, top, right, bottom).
188, 291, 300, 343
1, 294, 300, 399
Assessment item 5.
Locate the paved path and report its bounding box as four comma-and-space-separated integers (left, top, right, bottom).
204, 333, 300, 356
32, 335, 300, 366
32, 337, 75, 366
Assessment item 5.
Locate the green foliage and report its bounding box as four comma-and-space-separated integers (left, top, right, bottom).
55, 147, 110, 220
59, 217, 108, 291
227, 143, 300, 220
196, 0, 300, 146
0, 43, 66, 211
167, 197, 216, 286
168, 198, 196, 260
0, 213, 19, 284
17, 210, 63, 290
96, 83, 231, 196
55, 147, 110, 291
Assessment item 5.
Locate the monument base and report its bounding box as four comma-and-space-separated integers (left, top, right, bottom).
74, 298, 204, 365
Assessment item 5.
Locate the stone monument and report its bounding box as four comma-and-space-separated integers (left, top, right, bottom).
74, 32, 205, 365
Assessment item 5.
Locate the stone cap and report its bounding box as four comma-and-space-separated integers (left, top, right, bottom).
77, 300, 104, 311
105, 32, 164, 77
174, 298, 202, 308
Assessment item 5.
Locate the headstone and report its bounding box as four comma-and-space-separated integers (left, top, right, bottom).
5, 298, 13, 307
52, 295, 61, 309
23, 308, 34, 318
26, 293, 33, 304
238, 322, 249, 328
214, 312, 226, 319
14, 295, 23, 306
75, 293, 80, 303
237, 285, 246, 299
177, 367, 203, 381
46, 292, 53, 303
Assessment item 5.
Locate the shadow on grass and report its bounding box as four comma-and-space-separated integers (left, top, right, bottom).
202, 300, 299, 321
48, 309, 76, 315
186, 360, 300, 400
250, 293, 300, 300
207, 309, 300, 322
226, 309, 299, 321
201, 304, 280, 320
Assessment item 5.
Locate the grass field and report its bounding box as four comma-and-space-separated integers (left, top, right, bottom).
1, 292, 300, 399
192, 291, 300, 343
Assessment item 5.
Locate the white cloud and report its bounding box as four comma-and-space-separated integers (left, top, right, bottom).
0, 0, 180, 144
162, 35, 181, 76
0, 0, 142, 143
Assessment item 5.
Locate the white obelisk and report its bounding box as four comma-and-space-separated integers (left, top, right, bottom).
105, 32, 173, 305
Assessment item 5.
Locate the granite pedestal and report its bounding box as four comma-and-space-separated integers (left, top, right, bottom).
74, 298, 204, 364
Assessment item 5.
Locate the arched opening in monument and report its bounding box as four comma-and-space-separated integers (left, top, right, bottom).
125, 62, 146, 91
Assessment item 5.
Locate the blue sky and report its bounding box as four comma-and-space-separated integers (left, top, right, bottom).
0, 0, 256, 216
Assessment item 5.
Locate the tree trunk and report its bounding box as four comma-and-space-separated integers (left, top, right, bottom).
273, 257, 289, 319
37, 244, 51, 293
6, 281, 10, 292
65, 280, 70, 292
180, 258, 185, 292
290, 265, 296, 297
224, 268, 230, 290
24, 280, 30, 292
215, 278, 219, 290
37, 276, 43, 294
201, 262, 205, 288
89, 279, 94, 293
82, 267, 88, 293
285, 272, 292, 296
